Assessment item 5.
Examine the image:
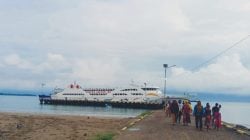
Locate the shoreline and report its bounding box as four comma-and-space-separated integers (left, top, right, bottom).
0, 110, 249, 140
0, 111, 136, 119
1, 110, 249, 129
0, 111, 134, 119
0, 110, 250, 131
222, 121, 250, 136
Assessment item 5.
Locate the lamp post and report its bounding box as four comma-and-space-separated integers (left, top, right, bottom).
163, 64, 176, 98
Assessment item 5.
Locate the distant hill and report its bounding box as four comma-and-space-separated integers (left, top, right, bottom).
197, 93, 250, 102
166, 90, 250, 102
0, 89, 51, 96
0, 93, 36, 96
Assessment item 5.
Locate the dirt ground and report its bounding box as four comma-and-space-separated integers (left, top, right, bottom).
0, 113, 133, 140
0, 111, 249, 140
116, 110, 249, 140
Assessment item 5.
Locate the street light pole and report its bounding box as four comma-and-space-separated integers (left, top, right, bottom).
163, 64, 176, 98
163, 64, 168, 98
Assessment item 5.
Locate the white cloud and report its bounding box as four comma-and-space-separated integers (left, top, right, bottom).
217, 0, 250, 12
3, 54, 33, 69
40, 0, 191, 56
70, 58, 124, 87
47, 53, 64, 62
32, 53, 68, 74
4, 54, 21, 65
0, 0, 250, 96
168, 54, 250, 95
0, 63, 4, 68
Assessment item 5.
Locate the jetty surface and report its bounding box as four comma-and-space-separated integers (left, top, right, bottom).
116, 110, 249, 140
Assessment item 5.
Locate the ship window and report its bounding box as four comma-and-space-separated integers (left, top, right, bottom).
142, 88, 157, 91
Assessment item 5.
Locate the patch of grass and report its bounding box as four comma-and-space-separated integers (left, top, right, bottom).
93, 132, 115, 140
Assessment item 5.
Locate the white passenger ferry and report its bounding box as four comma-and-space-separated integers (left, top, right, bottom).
50, 82, 164, 103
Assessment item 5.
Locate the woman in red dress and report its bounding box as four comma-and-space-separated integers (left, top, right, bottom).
214, 110, 222, 130
182, 101, 191, 126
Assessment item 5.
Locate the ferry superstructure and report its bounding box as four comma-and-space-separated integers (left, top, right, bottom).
49, 83, 164, 104
51, 84, 85, 100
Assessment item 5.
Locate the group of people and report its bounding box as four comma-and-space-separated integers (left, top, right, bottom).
164, 100, 222, 131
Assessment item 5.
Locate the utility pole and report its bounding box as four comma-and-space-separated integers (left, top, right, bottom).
163, 64, 176, 98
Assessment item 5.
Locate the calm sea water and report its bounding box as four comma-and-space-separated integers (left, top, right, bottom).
0, 95, 249, 127
0, 95, 147, 118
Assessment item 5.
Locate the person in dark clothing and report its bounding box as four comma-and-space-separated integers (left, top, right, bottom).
193, 101, 204, 130
212, 103, 219, 128
204, 103, 212, 131
170, 100, 179, 125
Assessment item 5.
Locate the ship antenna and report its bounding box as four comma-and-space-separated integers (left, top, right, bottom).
130, 79, 135, 86
41, 83, 45, 94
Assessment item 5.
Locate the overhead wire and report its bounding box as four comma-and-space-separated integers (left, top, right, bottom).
190, 35, 250, 72
169, 34, 250, 96
172, 35, 250, 78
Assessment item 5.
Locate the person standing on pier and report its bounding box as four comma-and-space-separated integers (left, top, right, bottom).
212, 103, 219, 128
182, 101, 191, 126
193, 101, 204, 130
165, 101, 171, 118
177, 100, 183, 124
214, 105, 222, 130
204, 103, 212, 131
188, 101, 192, 123
170, 100, 179, 125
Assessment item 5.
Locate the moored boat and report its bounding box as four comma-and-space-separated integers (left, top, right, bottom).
39, 82, 165, 109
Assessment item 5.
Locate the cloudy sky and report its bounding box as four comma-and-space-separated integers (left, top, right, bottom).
0, 0, 250, 95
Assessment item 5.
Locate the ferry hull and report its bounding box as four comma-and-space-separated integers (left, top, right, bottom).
39, 98, 164, 109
